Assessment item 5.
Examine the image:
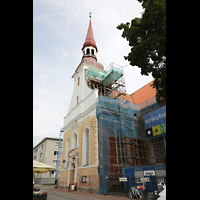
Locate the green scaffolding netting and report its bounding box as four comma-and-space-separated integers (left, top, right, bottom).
86, 66, 105, 83
86, 66, 123, 86
96, 95, 136, 194
102, 66, 123, 87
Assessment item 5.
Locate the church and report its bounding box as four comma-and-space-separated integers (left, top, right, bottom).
59, 17, 166, 193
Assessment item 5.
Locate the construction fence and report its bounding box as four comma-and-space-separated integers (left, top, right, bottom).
34, 178, 55, 185
99, 169, 166, 195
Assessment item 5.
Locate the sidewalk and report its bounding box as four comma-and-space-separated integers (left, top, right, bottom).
41, 185, 134, 200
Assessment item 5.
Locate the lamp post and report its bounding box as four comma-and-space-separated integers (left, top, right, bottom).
56, 128, 63, 185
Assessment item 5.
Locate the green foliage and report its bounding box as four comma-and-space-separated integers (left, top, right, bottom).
117, 0, 166, 105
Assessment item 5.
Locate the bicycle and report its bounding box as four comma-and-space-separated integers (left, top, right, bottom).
128, 182, 146, 200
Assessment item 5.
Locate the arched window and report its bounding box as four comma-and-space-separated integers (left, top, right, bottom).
72, 133, 78, 149
86, 48, 90, 54
82, 128, 89, 166
77, 96, 79, 105
65, 138, 69, 168
91, 49, 94, 55
78, 77, 80, 86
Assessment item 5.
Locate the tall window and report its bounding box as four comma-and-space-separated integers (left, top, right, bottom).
82, 128, 89, 166
78, 77, 80, 86
86, 48, 90, 54
65, 138, 69, 168
77, 96, 79, 105
75, 134, 77, 148
72, 133, 77, 149
86, 129, 89, 165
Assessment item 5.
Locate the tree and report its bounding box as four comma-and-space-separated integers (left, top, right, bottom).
117, 0, 166, 105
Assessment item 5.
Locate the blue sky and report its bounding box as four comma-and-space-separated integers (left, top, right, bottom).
33, 0, 153, 147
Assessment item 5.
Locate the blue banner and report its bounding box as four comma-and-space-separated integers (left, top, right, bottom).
143, 105, 166, 130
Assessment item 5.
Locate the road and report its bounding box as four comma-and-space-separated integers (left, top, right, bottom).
47, 190, 98, 200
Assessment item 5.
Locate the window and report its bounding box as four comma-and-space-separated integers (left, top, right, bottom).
78, 77, 80, 86
75, 134, 77, 148
91, 49, 94, 55
54, 151, 58, 155
55, 142, 59, 147
65, 138, 70, 168
77, 96, 79, 105
86, 129, 89, 165
82, 128, 89, 166
53, 160, 57, 165
86, 48, 90, 54
40, 152, 42, 158
72, 133, 78, 149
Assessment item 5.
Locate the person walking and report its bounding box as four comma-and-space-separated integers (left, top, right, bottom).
54, 177, 57, 188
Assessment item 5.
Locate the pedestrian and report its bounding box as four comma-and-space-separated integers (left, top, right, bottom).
54, 177, 57, 188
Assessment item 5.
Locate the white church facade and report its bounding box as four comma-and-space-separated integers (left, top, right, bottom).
59, 18, 102, 191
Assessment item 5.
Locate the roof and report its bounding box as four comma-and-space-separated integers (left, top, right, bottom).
108, 80, 156, 111
131, 80, 156, 104
82, 19, 98, 52
74, 57, 104, 75
33, 137, 59, 150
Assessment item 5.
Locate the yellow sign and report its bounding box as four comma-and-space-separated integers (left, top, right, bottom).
152, 125, 161, 136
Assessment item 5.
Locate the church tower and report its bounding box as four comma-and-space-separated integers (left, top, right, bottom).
82, 17, 98, 60
59, 17, 103, 192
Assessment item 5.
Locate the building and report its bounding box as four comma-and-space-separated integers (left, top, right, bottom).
59, 18, 101, 191
33, 137, 59, 184
59, 17, 166, 193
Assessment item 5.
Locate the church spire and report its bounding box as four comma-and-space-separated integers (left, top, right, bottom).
82, 16, 98, 53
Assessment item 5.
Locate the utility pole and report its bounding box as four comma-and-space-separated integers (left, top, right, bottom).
56, 128, 63, 184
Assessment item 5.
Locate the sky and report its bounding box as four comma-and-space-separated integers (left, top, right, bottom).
33, 0, 153, 147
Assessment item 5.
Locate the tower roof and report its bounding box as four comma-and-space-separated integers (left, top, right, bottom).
82, 19, 98, 52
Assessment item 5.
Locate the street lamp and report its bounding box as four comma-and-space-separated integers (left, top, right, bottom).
55, 128, 64, 184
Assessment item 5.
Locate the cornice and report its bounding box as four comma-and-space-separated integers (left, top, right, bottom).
62, 102, 96, 132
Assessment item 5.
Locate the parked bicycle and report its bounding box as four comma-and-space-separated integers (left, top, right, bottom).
155, 182, 165, 198
128, 182, 146, 200
157, 182, 164, 194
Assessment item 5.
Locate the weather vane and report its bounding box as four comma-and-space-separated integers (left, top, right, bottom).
89, 12, 91, 18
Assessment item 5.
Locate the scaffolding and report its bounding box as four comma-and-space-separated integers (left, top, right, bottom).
85, 62, 166, 194
86, 62, 126, 99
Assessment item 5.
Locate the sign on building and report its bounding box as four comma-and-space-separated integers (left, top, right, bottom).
140, 177, 150, 182
119, 177, 127, 182
143, 105, 166, 137
144, 170, 155, 176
